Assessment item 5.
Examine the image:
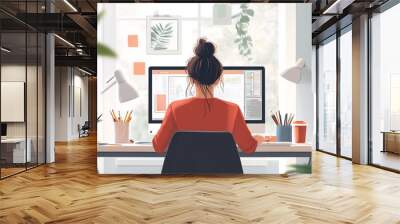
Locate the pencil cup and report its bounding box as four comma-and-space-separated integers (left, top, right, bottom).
276, 126, 292, 142
114, 121, 130, 143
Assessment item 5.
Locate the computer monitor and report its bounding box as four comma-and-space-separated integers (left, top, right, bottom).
148, 66, 265, 133
1, 123, 7, 137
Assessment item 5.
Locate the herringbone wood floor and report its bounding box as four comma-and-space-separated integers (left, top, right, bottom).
1, 135, 400, 224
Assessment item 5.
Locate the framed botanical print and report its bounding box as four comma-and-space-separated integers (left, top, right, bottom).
146, 16, 181, 55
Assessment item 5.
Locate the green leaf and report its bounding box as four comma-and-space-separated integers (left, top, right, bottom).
97, 10, 105, 22
151, 27, 160, 36
288, 164, 312, 174
97, 42, 117, 58
240, 15, 250, 23
234, 5, 254, 61
151, 22, 174, 50
232, 13, 240, 19
246, 9, 254, 17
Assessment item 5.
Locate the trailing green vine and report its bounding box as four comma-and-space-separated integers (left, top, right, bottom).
233, 4, 254, 61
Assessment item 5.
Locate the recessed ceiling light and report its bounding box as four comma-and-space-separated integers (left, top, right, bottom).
54, 34, 75, 48
323, 0, 354, 15
1, 47, 11, 53
63, 0, 78, 12
78, 67, 93, 76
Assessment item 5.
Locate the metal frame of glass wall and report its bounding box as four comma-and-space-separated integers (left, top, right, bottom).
315, 24, 353, 161
316, 0, 400, 173
367, 0, 400, 173
0, 0, 47, 180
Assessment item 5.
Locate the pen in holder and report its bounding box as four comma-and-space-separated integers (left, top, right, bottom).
271, 111, 295, 142
276, 126, 292, 142
111, 110, 133, 144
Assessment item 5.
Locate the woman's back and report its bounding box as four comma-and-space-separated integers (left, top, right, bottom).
152, 97, 257, 154
171, 97, 238, 131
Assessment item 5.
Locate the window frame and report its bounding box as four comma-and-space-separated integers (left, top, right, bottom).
315, 24, 353, 161
367, 0, 400, 173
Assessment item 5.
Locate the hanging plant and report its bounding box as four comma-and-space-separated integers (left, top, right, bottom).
232, 4, 254, 61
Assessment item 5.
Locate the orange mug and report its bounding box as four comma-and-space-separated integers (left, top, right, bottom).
293, 121, 307, 143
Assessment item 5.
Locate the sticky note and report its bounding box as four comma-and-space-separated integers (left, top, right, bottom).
133, 62, 145, 75
156, 94, 167, 112
128, 35, 138, 48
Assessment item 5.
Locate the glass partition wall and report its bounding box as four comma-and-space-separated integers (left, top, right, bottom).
370, 3, 400, 172
339, 27, 352, 159
316, 26, 353, 159
0, 2, 46, 179
317, 35, 337, 155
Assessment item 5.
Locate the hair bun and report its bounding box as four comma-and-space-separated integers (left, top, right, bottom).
194, 38, 215, 58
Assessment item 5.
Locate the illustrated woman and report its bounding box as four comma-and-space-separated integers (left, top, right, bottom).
152, 38, 264, 153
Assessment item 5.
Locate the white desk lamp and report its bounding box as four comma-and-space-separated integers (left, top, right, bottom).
102, 70, 139, 103
280, 58, 305, 83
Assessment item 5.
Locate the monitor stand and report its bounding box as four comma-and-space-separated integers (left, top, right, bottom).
148, 124, 161, 136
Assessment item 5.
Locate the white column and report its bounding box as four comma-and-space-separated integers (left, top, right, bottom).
46, 33, 55, 163
352, 14, 369, 164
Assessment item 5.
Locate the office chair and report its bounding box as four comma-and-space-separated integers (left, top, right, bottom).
78, 121, 90, 138
161, 132, 243, 175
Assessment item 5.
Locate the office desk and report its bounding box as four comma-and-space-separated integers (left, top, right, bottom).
97, 142, 312, 174
1, 138, 32, 164
381, 131, 400, 154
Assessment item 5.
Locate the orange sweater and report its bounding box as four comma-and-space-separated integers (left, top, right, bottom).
152, 97, 257, 154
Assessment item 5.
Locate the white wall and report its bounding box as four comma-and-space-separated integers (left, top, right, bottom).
295, 4, 314, 146
55, 67, 89, 141
55, 67, 69, 141
278, 4, 297, 114
72, 73, 89, 138
1, 65, 41, 138
1, 64, 46, 163
1, 65, 27, 139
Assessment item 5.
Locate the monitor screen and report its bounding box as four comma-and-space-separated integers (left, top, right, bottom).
1, 123, 7, 137
149, 66, 265, 123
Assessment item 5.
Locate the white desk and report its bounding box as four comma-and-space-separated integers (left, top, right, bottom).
97, 142, 312, 174
1, 138, 32, 163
